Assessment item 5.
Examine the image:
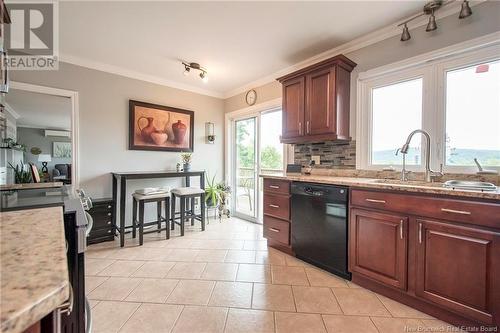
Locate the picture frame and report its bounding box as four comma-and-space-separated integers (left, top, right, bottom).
129, 100, 194, 152
53, 142, 72, 158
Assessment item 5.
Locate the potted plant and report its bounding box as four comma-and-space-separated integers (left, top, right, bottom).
216, 181, 231, 217
8, 162, 32, 184
180, 152, 192, 172
205, 174, 220, 207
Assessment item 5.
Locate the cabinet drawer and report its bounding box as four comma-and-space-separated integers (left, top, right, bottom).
263, 178, 290, 195
263, 216, 290, 245
351, 189, 500, 229
92, 217, 113, 230
264, 193, 290, 220
89, 227, 114, 238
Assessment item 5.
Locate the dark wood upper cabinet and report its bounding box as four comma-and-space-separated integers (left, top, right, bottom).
282, 77, 305, 139
277, 54, 356, 144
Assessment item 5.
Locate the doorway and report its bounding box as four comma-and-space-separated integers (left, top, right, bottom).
231, 107, 285, 223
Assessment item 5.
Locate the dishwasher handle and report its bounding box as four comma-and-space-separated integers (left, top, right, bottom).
304, 187, 326, 197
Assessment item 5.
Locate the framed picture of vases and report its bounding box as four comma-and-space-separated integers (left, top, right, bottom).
129, 100, 194, 152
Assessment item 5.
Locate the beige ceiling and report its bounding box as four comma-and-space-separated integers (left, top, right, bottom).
59, 1, 425, 97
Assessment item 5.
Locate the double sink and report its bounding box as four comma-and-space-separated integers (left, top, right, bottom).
370, 179, 497, 192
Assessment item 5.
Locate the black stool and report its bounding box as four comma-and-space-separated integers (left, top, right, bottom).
171, 187, 205, 236
132, 192, 170, 245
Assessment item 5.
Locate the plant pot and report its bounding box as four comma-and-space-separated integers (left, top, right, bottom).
183, 163, 191, 172
206, 197, 218, 207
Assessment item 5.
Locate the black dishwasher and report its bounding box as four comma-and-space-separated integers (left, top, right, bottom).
291, 182, 351, 280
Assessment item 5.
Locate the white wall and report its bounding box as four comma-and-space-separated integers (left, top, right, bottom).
11, 62, 225, 224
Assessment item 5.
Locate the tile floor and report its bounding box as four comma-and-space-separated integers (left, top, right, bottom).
86, 217, 458, 333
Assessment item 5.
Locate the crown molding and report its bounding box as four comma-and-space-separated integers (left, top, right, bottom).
222, 0, 484, 99
3, 103, 20, 119
58, 53, 225, 98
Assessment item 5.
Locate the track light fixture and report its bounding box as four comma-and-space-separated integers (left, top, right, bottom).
459, 0, 472, 19
398, 0, 473, 42
182, 62, 208, 83
400, 23, 411, 41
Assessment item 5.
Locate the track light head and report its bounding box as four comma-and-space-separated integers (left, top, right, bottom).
400, 24, 411, 41
199, 71, 208, 83
426, 11, 437, 32
183, 66, 190, 76
459, 0, 472, 19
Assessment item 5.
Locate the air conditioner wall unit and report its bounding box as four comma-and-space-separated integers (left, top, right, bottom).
44, 130, 71, 138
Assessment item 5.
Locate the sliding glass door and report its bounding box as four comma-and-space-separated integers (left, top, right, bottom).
232, 109, 285, 223
234, 117, 258, 219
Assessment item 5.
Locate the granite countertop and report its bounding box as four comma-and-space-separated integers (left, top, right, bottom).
0, 182, 63, 191
261, 173, 500, 201
0, 207, 70, 333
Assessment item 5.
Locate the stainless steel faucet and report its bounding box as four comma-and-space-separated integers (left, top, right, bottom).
400, 129, 443, 182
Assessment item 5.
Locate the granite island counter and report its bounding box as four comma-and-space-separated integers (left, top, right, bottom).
0, 207, 70, 333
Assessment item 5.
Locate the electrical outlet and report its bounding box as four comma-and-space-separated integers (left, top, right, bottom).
312, 155, 320, 165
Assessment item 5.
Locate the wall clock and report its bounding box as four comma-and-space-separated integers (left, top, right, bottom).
245, 89, 257, 106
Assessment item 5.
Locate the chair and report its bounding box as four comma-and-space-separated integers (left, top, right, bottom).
132, 191, 170, 245
171, 187, 205, 236
53, 164, 72, 184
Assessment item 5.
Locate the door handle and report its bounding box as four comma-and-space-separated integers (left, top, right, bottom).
268, 227, 280, 233
418, 223, 423, 244
399, 220, 404, 239
269, 204, 280, 208
365, 199, 386, 204
269, 185, 280, 189
441, 208, 471, 215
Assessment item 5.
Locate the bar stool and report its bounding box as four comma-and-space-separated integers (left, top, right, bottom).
132, 191, 170, 245
171, 187, 205, 236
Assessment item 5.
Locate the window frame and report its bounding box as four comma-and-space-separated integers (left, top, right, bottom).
357, 37, 500, 174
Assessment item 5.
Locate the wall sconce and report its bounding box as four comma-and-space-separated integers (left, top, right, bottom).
206, 122, 215, 144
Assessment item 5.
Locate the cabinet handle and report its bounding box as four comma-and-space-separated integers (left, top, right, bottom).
107, 230, 112, 234
306, 121, 310, 134
365, 199, 386, 204
418, 223, 423, 244
298, 122, 302, 135
107, 221, 111, 225
107, 205, 112, 209
268, 227, 280, 233
269, 204, 280, 208
399, 220, 404, 239
441, 208, 471, 215
269, 185, 280, 189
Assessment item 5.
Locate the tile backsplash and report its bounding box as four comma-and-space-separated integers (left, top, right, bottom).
294, 140, 356, 168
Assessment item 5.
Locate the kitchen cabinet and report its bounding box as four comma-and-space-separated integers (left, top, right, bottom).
262, 178, 292, 254
349, 208, 408, 290
87, 198, 115, 245
350, 189, 500, 327
277, 54, 356, 144
416, 218, 497, 324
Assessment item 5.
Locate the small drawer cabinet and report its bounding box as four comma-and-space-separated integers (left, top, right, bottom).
87, 198, 115, 245
262, 178, 292, 254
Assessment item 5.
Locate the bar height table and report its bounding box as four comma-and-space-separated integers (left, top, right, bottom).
111, 170, 205, 247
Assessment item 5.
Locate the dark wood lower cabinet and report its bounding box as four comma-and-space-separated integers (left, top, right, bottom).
349, 208, 408, 290
416, 218, 498, 324
349, 189, 500, 329
87, 198, 115, 245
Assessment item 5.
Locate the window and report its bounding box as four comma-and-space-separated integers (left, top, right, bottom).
445, 60, 500, 167
371, 78, 422, 165
358, 40, 500, 173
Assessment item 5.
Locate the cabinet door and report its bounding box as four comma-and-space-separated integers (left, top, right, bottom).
282, 77, 305, 139
415, 219, 497, 324
305, 67, 335, 135
349, 208, 408, 290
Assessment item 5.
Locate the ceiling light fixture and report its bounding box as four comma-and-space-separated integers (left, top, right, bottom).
459, 0, 472, 19
397, 0, 473, 42
182, 62, 208, 83
400, 23, 411, 41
